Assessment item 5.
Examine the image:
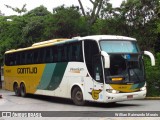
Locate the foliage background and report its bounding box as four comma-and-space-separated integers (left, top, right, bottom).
0, 0, 159, 96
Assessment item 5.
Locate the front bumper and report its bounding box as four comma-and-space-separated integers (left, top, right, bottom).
104, 89, 146, 103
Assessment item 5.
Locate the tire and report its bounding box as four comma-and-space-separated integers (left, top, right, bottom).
71, 87, 85, 106
20, 83, 26, 97
13, 83, 20, 96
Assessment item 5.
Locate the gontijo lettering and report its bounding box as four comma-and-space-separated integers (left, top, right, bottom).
17, 67, 37, 74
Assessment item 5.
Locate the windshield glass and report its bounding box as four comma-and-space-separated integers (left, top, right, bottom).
99, 40, 144, 84
104, 54, 145, 84
100, 40, 139, 53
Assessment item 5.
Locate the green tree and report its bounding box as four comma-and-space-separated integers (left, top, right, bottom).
145, 53, 160, 96
26, 5, 51, 17
0, 16, 25, 63
5, 4, 27, 15
78, 0, 110, 25
51, 5, 88, 38
118, 0, 159, 50
22, 6, 52, 45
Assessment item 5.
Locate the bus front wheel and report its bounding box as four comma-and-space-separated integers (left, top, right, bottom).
13, 83, 20, 96
71, 87, 85, 106
20, 83, 26, 97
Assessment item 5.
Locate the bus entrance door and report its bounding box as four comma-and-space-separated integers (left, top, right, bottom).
92, 55, 104, 102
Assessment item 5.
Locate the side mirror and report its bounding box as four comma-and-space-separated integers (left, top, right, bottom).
143, 51, 155, 66
101, 51, 110, 68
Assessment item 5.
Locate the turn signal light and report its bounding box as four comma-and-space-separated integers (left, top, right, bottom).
112, 77, 123, 81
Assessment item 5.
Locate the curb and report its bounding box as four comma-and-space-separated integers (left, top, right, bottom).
145, 97, 160, 100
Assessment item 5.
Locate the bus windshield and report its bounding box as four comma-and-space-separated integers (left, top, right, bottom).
99, 40, 145, 84
100, 40, 139, 53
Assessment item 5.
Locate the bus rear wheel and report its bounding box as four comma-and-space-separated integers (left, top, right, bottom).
71, 87, 85, 106
20, 83, 26, 97
13, 83, 20, 96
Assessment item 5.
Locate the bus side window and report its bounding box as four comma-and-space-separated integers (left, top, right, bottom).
26, 51, 33, 64
33, 50, 39, 64
63, 46, 68, 62
16, 53, 21, 65
70, 43, 77, 61
68, 41, 83, 62
44, 47, 52, 63
76, 43, 83, 62
5, 54, 11, 66
38, 49, 45, 63
20, 52, 26, 65
68, 43, 72, 61
72, 45, 77, 61
57, 46, 62, 62
61, 47, 65, 62
11, 53, 16, 65
8, 54, 13, 65
52, 46, 58, 63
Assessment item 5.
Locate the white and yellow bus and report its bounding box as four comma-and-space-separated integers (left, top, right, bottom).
4, 35, 155, 105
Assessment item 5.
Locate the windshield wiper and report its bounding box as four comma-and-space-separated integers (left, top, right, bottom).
129, 68, 141, 82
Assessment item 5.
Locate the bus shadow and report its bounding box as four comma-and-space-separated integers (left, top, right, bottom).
85, 101, 141, 108
24, 94, 74, 105
11, 94, 142, 108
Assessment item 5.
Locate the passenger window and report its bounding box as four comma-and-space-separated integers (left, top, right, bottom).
39, 49, 45, 63
26, 51, 33, 64
16, 53, 21, 65
33, 50, 39, 64
44, 48, 52, 63
68, 42, 83, 62
52, 46, 58, 62
4, 41, 83, 66
20, 52, 26, 65
57, 46, 62, 62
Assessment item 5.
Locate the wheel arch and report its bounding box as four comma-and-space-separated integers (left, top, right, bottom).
70, 83, 85, 100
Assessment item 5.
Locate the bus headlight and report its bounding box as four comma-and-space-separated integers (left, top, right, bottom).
106, 89, 119, 94
140, 86, 146, 91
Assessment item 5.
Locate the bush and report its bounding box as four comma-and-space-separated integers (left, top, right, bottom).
145, 53, 160, 96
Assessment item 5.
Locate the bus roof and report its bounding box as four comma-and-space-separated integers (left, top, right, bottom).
5, 35, 136, 54
5, 38, 69, 54
78, 35, 136, 41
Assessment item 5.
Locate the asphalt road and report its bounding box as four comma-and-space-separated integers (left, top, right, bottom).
0, 89, 160, 120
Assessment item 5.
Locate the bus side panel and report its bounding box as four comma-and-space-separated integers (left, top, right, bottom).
34, 62, 67, 96
34, 62, 94, 100
66, 62, 95, 101
4, 64, 46, 93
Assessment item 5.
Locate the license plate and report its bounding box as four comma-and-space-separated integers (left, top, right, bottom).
127, 95, 133, 99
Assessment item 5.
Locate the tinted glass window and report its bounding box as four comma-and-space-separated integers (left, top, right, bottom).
5, 41, 83, 66
84, 40, 99, 78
